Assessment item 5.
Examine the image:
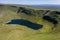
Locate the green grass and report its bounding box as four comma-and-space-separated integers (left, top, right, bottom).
0, 5, 60, 40
0, 24, 60, 40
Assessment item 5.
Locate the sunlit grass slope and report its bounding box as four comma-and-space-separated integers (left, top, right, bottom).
0, 5, 60, 40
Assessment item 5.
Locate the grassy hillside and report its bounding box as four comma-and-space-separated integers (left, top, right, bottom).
0, 5, 60, 40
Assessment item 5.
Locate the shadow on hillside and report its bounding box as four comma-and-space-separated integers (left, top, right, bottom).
43, 16, 58, 24
43, 16, 58, 29
7, 19, 43, 30
17, 7, 33, 15
10, 6, 17, 8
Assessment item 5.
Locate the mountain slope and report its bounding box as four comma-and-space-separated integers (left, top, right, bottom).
0, 5, 60, 40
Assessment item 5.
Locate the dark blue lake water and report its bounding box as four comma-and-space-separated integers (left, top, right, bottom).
7, 19, 43, 30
